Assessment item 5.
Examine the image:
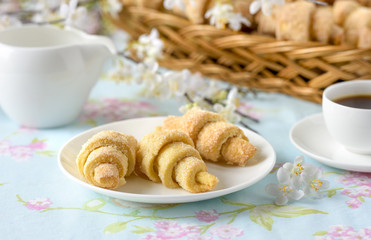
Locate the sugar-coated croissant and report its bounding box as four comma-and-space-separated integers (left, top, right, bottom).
76, 130, 137, 189
136, 128, 218, 193
163, 108, 257, 166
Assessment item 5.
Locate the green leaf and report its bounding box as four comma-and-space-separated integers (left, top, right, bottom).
31, 138, 46, 143
83, 198, 106, 211
84, 120, 97, 126
358, 196, 365, 202
221, 197, 256, 209
313, 231, 328, 236
250, 207, 274, 231
104, 222, 127, 234
16, 194, 27, 204
267, 205, 328, 218
130, 225, 155, 234
36, 150, 56, 157
327, 189, 337, 198
128, 209, 141, 217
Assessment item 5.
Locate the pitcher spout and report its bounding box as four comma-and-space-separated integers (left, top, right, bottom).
65, 26, 116, 66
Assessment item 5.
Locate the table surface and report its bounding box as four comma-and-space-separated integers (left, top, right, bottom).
1, 77, 370, 240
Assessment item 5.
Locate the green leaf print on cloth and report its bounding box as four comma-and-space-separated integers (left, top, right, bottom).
16, 195, 328, 235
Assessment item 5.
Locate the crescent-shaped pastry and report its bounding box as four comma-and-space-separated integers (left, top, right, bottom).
136, 128, 218, 193
76, 130, 137, 189
164, 108, 257, 166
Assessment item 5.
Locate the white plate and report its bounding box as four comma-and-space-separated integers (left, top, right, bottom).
290, 113, 371, 172
58, 117, 276, 204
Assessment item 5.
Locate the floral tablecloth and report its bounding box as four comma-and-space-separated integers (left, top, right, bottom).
1, 78, 371, 240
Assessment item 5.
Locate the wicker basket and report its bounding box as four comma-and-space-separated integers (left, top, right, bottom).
109, 6, 371, 103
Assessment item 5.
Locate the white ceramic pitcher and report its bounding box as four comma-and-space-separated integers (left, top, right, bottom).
0, 25, 116, 128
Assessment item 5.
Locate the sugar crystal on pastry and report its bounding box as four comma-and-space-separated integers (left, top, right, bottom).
76, 130, 137, 189
163, 108, 257, 166
136, 128, 218, 193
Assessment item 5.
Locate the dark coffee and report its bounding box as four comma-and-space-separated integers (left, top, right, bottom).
334, 95, 371, 109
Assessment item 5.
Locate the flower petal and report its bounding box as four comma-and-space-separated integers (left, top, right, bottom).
275, 196, 288, 205
277, 167, 290, 184
289, 190, 304, 200
249, 1, 261, 15
265, 183, 280, 196
294, 155, 304, 165
282, 162, 293, 171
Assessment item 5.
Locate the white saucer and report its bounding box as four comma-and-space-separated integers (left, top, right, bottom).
58, 116, 276, 204
290, 113, 371, 172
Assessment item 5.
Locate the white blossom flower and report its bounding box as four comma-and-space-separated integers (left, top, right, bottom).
59, 0, 88, 28
0, 1, 21, 12
163, 0, 186, 10
213, 87, 241, 123
205, 2, 250, 30
281, 155, 306, 188
227, 12, 251, 31
145, 77, 172, 100
202, 80, 223, 99
0, 15, 22, 31
213, 103, 241, 123
101, 0, 123, 18
134, 62, 161, 85
163, 71, 188, 97
249, 0, 285, 16
179, 97, 210, 114
106, 57, 133, 83
131, 29, 164, 65
302, 166, 330, 198
164, 69, 208, 98
110, 29, 130, 53
136, 64, 170, 100
266, 167, 304, 205
183, 70, 208, 97
25, 0, 60, 23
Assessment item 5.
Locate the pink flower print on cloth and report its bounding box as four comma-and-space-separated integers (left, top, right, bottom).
18, 125, 38, 134
237, 102, 262, 121
180, 223, 201, 235
337, 172, 371, 209
143, 220, 204, 240
315, 225, 371, 240
80, 98, 158, 125
153, 220, 190, 239
0, 140, 11, 156
187, 234, 213, 240
195, 210, 219, 222
328, 225, 356, 238
25, 198, 52, 210
338, 172, 371, 187
345, 198, 363, 209
8, 140, 48, 162
210, 224, 244, 239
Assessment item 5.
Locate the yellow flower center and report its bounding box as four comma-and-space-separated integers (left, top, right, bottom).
311, 179, 322, 191
294, 163, 304, 176
279, 184, 292, 197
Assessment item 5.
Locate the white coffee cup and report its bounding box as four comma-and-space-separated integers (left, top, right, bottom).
322, 80, 371, 155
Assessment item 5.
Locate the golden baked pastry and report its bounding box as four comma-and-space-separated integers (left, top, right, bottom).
275, 1, 316, 42
163, 108, 257, 166
136, 128, 218, 193
121, 0, 163, 9
333, 0, 360, 26
344, 7, 371, 47
312, 7, 334, 44
76, 130, 137, 189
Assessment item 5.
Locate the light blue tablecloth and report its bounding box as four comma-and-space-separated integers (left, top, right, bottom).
1, 78, 370, 240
